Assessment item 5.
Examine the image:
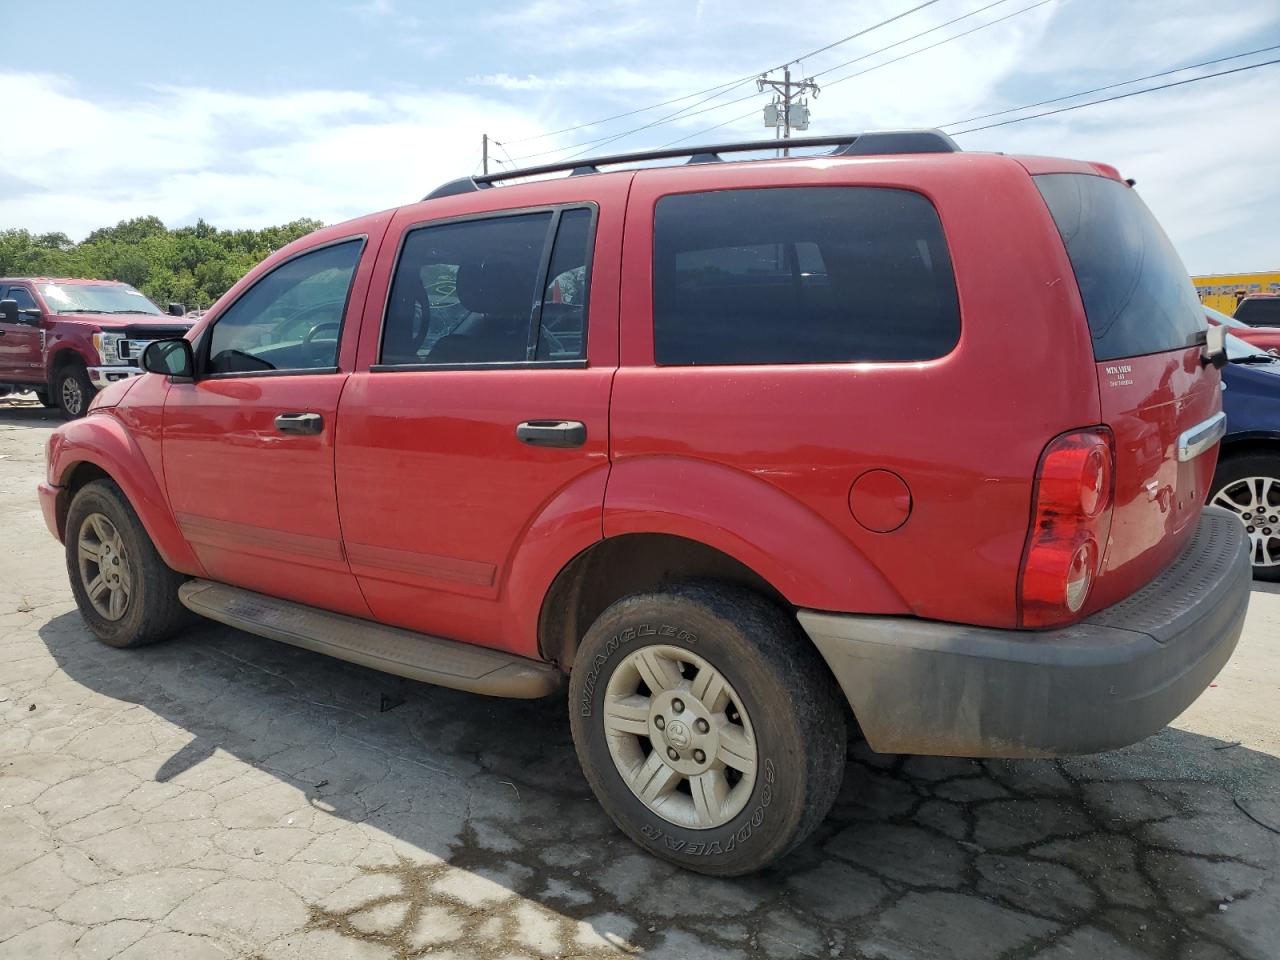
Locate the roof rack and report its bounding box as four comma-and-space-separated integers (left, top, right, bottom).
423, 129, 960, 200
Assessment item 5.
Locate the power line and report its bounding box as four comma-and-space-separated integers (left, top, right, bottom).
500, 0, 946, 152
950, 56, 1280, 134
942, 42, 1280, 127
655, 0, 1052, 148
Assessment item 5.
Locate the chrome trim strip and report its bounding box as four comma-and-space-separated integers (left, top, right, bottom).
1178, 411, 1227, 462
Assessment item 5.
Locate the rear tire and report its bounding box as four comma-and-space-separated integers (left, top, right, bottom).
54, 363, 94, 419
65, 479, 190, 647
569, 582, 846, 876
1210, 453, 1280, 581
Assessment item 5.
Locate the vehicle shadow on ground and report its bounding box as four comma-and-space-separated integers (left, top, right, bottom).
33, 609, 1280, 960
0, 397, 57, 426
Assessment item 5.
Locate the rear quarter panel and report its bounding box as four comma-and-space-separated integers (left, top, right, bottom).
610, 154, 1101, 627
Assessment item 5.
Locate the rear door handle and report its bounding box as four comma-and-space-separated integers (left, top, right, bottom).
274, 412, 323, 435
516, 420, 587, 448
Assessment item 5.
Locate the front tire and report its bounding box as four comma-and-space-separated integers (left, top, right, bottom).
569, 583, 846, 876
54, 363, 94, 419
65, 479, 189, 647
1210, 453, 1280, 581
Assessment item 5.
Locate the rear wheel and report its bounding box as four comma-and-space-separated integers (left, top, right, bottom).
569, 583, 846, 876
65, 479, 189, 646
1210, 453, 1280, 581
54, 363, 94, 419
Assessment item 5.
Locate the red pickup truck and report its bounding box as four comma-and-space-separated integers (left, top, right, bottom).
37, 131, 1251, 875
0, 277, 190, 417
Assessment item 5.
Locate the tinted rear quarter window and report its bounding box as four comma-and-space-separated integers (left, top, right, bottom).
1035, 174, 1204, 362
652, 187, 960, 365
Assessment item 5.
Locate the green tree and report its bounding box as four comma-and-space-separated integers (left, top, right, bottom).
0, 216, 326, 308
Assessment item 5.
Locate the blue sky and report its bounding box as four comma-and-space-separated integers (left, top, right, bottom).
2, 0, 1278, 273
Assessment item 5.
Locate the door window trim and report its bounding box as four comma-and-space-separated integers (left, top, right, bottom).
370, 202, 598, 373
197, 234, 368, 381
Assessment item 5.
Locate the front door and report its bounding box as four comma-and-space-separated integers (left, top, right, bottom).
335, 186, 625, 656
0, 285, 45, 382
162, 236, 374, 616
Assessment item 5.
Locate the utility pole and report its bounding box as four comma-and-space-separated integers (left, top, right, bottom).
482, 133, 489, 175
758, 68, 819, 157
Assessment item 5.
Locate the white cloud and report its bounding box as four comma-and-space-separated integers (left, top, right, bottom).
1, 0, 1277, 274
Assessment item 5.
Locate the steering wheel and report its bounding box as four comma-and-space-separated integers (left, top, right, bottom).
303, 321, 341, 349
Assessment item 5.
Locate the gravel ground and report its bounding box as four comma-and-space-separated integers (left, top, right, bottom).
1, 394, 1277, 960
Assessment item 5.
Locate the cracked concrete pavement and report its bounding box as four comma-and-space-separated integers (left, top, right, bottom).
1, 394, 1278, 960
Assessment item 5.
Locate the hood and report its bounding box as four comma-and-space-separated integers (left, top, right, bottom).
54, 312, 192, 330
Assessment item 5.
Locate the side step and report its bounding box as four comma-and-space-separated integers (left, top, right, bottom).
178, 580, 562, 699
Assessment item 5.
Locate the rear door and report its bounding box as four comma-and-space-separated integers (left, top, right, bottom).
0, 285, 44, 381
162, 234, 379, 616
334, 181, 625, 656
1035, 172, 1223, 607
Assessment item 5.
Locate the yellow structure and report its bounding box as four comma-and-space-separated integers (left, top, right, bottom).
1193, 271, 1280, 315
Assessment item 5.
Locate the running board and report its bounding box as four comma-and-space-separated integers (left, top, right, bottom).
178, 580, 562, 699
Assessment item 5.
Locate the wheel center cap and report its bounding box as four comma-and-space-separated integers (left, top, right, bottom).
665, 719, 691, 749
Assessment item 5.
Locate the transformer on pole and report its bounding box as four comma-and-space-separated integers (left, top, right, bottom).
759, 68, 819, 157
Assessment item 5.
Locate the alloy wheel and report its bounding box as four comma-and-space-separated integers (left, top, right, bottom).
77, 512, 133, 620
61, 375, 84, 416
1212, 476, 1280, 569
602, 644, 757, 829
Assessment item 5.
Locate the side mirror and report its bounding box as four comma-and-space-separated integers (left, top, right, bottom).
1201, 324, 1228, 370
167, 302, 186, 317
0, 299, 17, 324
142, 338, 195, 380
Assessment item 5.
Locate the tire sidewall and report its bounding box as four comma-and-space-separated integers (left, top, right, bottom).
65, 483, 153, 645
569, 593, 813, 875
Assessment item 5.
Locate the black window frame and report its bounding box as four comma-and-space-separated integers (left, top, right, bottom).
371, 201, 598, 373
649, 184, 963, 367
197, 234, 367, 381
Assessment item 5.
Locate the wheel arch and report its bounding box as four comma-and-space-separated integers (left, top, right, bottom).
538, 532, 789, 669
50, 417, 204, 576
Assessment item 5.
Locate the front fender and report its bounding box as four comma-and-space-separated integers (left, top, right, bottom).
47, 412, 205, 576
603, 456, 908, 615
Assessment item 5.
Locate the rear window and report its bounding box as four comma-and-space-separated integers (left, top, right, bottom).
652, 187, 960, 365
1035, 174, 1203, 362
1235, 298, 1280, 327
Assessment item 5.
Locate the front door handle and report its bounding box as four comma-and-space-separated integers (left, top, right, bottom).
274, 412, 323, 435
516, 420, 587, 448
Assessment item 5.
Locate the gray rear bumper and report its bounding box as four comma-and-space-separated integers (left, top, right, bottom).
798, 506, 1251, 758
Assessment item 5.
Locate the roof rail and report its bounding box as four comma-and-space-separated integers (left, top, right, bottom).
421, 129, 959, 200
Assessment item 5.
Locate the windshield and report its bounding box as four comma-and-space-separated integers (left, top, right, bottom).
1205, 305, 1248, 329
1226, 332, 1272, 361
39, 282, 163, 315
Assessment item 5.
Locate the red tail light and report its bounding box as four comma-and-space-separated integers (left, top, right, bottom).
1019, 428, 1115, 628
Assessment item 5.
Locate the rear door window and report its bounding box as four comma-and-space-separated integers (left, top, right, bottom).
379, 205, 594, 367
1035, 174, 1204, 361
651, 187, 960, 365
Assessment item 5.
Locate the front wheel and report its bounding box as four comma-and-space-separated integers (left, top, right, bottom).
65, 479, 190, 647
54, 363, 94, 419
569, 583, 847, 876
1210, 453, 1280, 580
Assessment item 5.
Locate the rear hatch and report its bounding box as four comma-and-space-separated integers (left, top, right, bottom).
1036, 172, 1223, 610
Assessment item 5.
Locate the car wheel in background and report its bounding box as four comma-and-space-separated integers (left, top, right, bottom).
569, 582, 847, 876
54, 363, 94, 419
1211, 453, 1280, 581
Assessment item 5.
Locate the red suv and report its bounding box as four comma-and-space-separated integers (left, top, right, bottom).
38, 131, 1251, 875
